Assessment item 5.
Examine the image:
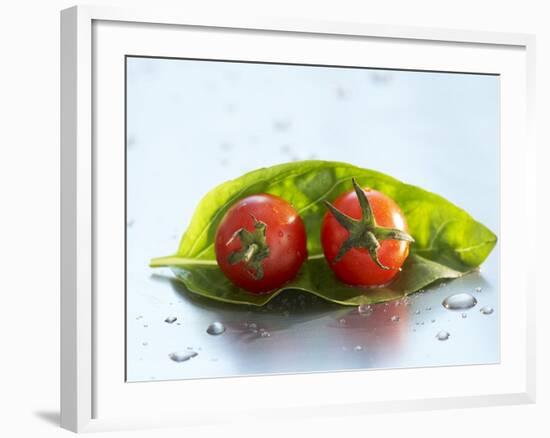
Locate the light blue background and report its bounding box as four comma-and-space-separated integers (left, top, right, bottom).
126, 57, 499, 382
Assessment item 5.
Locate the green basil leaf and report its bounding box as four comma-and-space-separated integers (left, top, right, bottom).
150, 160, 496, 306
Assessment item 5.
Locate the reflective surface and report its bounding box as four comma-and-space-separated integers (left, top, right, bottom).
125, 57, 499, 382
127, 255, 498, 381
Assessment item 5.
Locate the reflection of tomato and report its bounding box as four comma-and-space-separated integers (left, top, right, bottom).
334, 301, 410, 350
321, 179, 413, 287
215, 194, 307, 294
350, 300, 410, 350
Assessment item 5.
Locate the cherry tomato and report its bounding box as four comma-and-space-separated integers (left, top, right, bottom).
321, 179, 413, 287
215, 194, 307, 294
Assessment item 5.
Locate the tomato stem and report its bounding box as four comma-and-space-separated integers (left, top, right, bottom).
243, 243, 259, 263
324, 178, 414, 269
226, 218, 270, 280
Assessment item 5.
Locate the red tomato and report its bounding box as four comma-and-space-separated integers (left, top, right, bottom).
321, 179, 413, 287
215, 194, 307, 294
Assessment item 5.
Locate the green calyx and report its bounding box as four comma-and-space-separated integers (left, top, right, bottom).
226, 216, 270, 280
324, 178, 414, 270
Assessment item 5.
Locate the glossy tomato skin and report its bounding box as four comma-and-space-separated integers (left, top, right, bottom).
321, 188, 410, 287
215, 194, 307, 294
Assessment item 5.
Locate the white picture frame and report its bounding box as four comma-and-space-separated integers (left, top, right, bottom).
60, 4, 536, 433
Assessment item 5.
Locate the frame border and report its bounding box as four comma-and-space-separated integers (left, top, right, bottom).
60, 4, 536, 432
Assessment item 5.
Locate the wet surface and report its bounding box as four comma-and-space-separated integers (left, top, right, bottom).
127, 252, 498, 382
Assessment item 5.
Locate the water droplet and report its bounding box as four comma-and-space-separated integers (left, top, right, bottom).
442, 293, 477, 310
164, 316, 177, 324
335, 87, 348, 99
339, 318, 347, 325
136, 315, 143, 320
425, 306, 432, 311
436, 331, 450, 341
475, 287, 483, 293
415, 310, 421, 315
220, 141, 232, 151
354, 345, 363, 351
206, 322, 226, 335
248, 322, 257, 329
127, 219, 135, 228
143, 324, 148, 328
369, 72, 392, 85
260, 331, 271, 337
169, 351, 198, 363
390, 315, 400, 322
273, 119, 292, 132
142, 342, 148, 346
431, 319, 436, 323
461, 313, 467, 319
480, 306, 494, 315
280, 144, 291, 154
